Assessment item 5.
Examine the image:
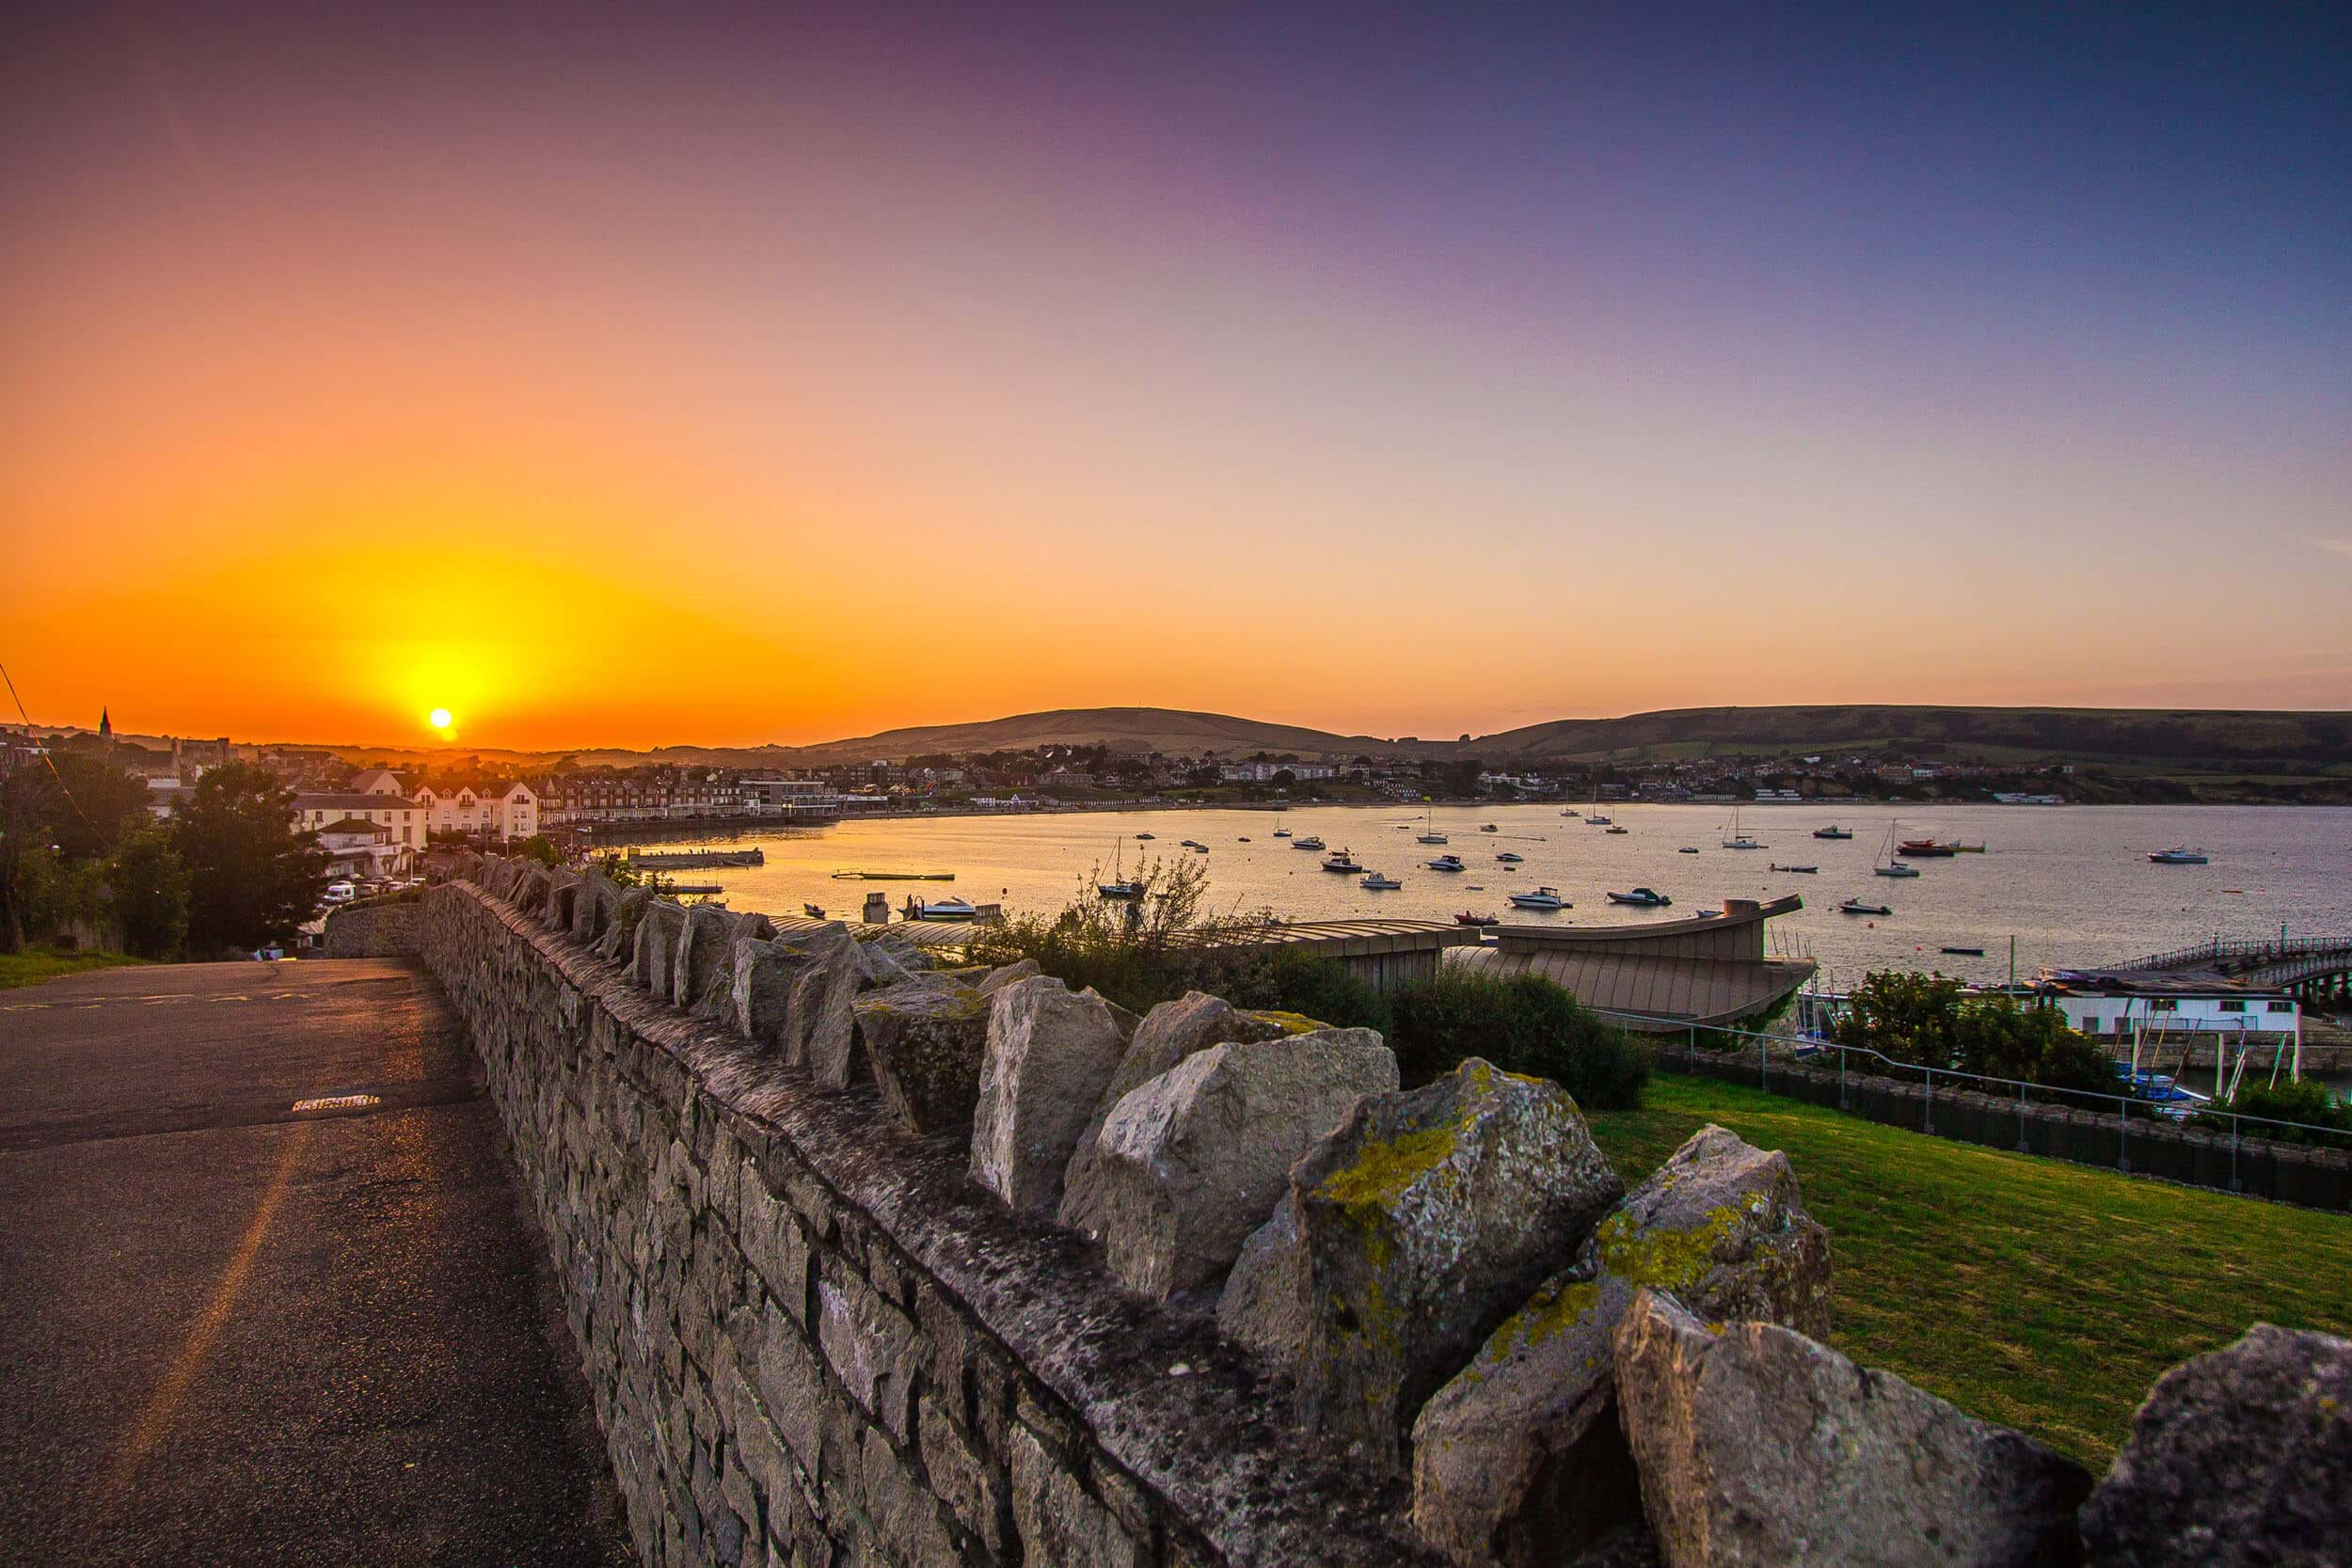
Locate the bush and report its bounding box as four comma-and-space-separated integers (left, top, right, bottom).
1216, 945, 1390, 1033
1389, 967, 1648, 1109
1836, 971, 2107, 1094
2196, 1079, 2352, 1148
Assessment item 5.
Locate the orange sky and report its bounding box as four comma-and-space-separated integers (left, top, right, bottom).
6, 6, 2348, 752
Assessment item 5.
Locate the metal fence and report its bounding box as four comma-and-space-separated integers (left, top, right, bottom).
1582, 1006, 2352, 1201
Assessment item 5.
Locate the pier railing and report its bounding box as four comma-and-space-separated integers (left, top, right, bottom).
2112, 934, 2348, 973
1585, 1007, 2350, 1212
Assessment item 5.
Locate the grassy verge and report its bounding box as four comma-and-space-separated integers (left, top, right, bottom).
0, 947, 149, 989
1584, 1072, 2352, 1470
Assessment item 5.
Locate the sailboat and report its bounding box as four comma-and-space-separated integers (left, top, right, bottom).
1873, 821, 1920, 878
1097, 841, 1144, 899
1416, 811, 1448, 845
1721, 806, 1763, 850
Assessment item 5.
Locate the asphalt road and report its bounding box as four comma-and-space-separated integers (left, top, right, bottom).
0, 958, 631, 1567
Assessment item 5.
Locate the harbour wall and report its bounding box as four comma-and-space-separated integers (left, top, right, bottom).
1661, 1045, 2352, 1213
398, 879, 1434, 1568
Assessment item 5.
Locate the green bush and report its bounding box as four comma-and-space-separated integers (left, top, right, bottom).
1389, 967, 1648, 1109
2197, 1079, 2352, 1148
1216, 945, 1390, 1033
1836, 971, 2108, 1094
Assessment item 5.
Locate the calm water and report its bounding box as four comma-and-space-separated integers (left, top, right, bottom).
631, 803, 2352, 990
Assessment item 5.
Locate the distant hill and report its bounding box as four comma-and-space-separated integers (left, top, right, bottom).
223, 702, 2351, 774
1470, 705, 2352, 768
781, 706, 1435, 764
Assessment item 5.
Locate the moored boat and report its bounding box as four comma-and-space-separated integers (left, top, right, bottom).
1495, 850, 1524, 863
1360, 871, 1403, 890
1605, 887, 1671, 907
1897, 838, 1957, 857
1768, 863, 1819, 874
1321, 848, 1362, 873
1874, 863, 1921, 878
1839, 898, 1892, 915
907, 895, 978, 921
2148, 847, 2209, 864
1427, 853, 1466, 872
1813, 825, 1854, 840
1506, 886, 1569, 910
1293, 835, 1326, 850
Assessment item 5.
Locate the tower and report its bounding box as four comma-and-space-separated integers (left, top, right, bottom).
98, 708, 111, 741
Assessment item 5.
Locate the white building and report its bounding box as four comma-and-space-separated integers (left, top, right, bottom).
294, 791, 432, 855
413, 782, 539, 841
315, 816, 417, 880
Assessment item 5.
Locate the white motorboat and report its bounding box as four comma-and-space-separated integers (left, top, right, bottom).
1321, 848, 1363, 873
1427, 854, 1466, 872
909, 895, 977, 921
1360, 871, 1403, 890
1506, 886, 1569, 910
1495, 851, 1524, 863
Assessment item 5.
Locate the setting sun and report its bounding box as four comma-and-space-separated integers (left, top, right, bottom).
428, 707, 454, 732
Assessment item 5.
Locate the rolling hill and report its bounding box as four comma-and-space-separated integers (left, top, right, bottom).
1470, 705, 2352, 768
231, 703, 2350, 774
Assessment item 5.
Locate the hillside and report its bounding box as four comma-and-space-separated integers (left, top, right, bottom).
1470, 705, 2352, 768
95, 702, 2349, 776
780, 706, 1428, 763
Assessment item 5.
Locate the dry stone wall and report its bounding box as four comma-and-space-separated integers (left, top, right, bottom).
416, 861, 2351, 1568
412, 877, 1442, 1568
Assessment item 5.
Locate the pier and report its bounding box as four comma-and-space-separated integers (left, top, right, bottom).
2113, 933, 2352, 1005
624, 847, 765, 870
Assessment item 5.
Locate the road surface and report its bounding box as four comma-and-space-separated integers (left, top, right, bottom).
0, 958, 629, 1566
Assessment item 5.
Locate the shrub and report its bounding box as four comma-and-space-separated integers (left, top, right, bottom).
1836, 971, 2107, 1094
2196, 1079, 2352, 1148
1216, 945, 1390, 1033
1389, 967, 1648, 1109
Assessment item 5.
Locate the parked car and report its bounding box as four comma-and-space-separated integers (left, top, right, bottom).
322, 881, 358, 905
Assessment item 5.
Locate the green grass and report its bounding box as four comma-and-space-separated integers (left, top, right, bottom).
0, 947, 148, 989
1585, 1073, 2352, 1469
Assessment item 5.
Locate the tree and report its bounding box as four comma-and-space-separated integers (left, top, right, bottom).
108, 821, 190, 958
43, 752, 152, 863
508, 834, 562, 867
1832, 969, 1964, 1069
175, 763, 329, 953
1952, 996, 2109, 1091
0, 761, 46, 953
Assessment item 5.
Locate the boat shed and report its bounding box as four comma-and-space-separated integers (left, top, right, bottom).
1454, 896, 1817, 1032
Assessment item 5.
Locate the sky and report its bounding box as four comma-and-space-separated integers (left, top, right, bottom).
4, 2, 2348, 751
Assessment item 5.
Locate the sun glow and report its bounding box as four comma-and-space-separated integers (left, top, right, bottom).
428, 706, 454, 733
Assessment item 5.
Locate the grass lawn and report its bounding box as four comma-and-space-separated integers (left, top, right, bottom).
0, 947, 148, 989
1585, 1072, 2352, 1470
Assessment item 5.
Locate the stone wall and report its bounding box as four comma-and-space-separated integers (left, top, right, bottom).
414, 859, 2350, 1568
413, 879, 1438, 1568
1658, 1043, 2352, 1212
321, 896, 425, 958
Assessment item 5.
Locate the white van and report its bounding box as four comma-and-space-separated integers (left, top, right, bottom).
322, 881, 358, 905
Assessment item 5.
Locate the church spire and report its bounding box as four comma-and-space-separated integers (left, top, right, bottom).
98, 707, 111, 741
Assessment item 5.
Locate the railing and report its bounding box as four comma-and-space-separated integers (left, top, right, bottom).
1582, 1006, 2352, 1200
2114, 935, 2349, 973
